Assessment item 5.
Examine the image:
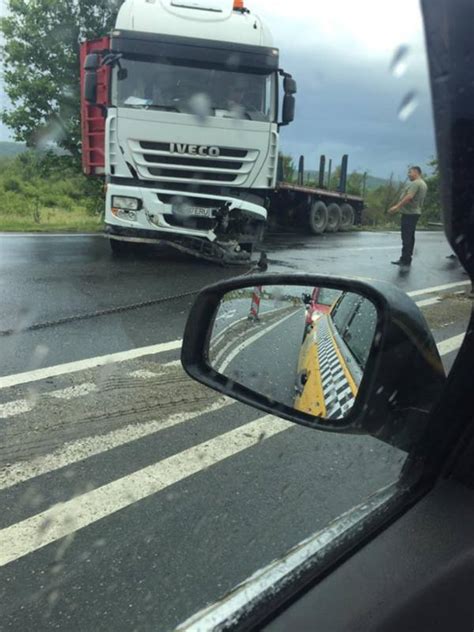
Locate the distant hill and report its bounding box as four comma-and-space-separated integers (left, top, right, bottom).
0, 141, 69, 158
303, 170, 394, 191
0, 141, 27, 158
365, 175, 395, 190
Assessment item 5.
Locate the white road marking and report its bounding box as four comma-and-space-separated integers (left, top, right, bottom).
0, 399, 233, 490
128, 370, 159, 379
437, 333, 466, 356
0, 382, 98, 420
162, 360, 182, 368
407, 280, 470, 298
49, 383, 97, 400
416, 297, 440, 308
0, 340, 182, 391
0, 399, 32, 419
218, 310, 302, 373
0, 415, 291, 566
212, 306, 290, 351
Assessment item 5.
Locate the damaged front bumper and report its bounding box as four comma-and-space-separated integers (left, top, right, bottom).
104, 224, 255, 265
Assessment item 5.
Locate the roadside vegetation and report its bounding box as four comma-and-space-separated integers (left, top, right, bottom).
0, 151, 103, 232
280, 154, 443, 229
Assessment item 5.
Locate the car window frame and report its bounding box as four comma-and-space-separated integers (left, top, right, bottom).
177, 0, 474, 628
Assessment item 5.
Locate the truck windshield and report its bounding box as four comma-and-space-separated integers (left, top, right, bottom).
113, 58, 276, 122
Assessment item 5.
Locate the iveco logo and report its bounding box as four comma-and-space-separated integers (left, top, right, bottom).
170, 143, 220, 157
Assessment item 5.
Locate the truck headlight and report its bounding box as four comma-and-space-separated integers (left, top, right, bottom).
112, 196, 141, 211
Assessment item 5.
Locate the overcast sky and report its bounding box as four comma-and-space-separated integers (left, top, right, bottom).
0, 0, 436, 178
257, 0, 436, 178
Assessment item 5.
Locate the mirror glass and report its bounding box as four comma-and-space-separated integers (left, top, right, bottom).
209, 284, 378, 420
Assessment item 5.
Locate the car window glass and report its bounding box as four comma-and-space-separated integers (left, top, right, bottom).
343, 297, 379, 367
332, 293, 362, 334
0, 0, 470, 630
317, 287, 342, 306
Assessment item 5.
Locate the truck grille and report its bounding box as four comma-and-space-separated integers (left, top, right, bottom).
129, 140, 258, 186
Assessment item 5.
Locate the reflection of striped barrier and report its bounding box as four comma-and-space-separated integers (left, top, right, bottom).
248, 286, 262, 321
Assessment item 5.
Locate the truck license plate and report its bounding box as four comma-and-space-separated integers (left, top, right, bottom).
188, 207, 215, 218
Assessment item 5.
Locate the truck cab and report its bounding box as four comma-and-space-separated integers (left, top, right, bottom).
81, 0, 296, 262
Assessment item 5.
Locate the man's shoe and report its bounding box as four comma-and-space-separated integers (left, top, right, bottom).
392, 259, 411, 267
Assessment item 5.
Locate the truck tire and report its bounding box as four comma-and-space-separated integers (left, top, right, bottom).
308, 201, 328, 235
340, 203, 355, 231
110, 238, 133, 257
326, 203, 342, 233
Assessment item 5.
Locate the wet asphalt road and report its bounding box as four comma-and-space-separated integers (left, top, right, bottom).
0, 230, 468, 376
0, 230, 471, 631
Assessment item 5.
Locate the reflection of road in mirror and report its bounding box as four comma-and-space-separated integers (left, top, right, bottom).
210, 287, 306, 407
210, 286, 378, 421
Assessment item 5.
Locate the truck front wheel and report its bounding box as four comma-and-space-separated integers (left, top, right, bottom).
308, 201, 328, 235
340, 204, 355, 231
326, 203, 342, 232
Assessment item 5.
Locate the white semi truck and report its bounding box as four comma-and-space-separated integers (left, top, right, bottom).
80, 0, 363, 263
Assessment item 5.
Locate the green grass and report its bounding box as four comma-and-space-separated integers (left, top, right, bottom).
0, 208, 103, 232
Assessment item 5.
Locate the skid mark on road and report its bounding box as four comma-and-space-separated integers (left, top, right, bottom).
0, 398, 233, 491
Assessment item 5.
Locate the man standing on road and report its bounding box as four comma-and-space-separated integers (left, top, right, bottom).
388, 166, 428, 267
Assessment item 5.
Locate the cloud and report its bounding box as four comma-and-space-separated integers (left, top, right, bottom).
255, 0, 435, 177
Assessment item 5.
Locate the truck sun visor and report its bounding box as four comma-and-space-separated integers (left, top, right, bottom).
111, 30, 279, 72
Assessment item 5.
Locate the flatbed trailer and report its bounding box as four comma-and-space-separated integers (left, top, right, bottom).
266, 154, 365, 235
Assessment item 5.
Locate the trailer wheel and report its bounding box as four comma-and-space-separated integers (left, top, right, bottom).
340, 204, 355, 231
110, 238, 133, 257
308, 201, 328, 235
326, 203, 342, 233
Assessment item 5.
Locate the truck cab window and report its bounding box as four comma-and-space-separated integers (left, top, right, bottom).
115, 59, 275, 122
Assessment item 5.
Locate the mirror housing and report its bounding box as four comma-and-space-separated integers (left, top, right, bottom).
84, 53, 100, 71
282, 94, 296, 126
84, 72, 98, 104
83, 53, 101, 104
284, 75, 297, 95
181, 274, 447, 452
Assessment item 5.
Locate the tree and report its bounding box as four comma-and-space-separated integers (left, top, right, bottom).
423, 158, 442, 223
363, 176, 405, 226
278, 152, 296, 182
0, 0, 120, 159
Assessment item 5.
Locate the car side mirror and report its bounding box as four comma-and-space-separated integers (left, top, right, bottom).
181, 275, 446, 452
282, 94, 295, 126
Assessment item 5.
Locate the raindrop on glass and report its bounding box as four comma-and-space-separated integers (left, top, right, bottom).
398, 91, 418, 122
389, 45, 410, 78
188, 93, 211, 124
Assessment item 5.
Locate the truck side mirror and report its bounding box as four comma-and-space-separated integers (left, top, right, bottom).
284, 76, 297, 95
84, 72, 98, 104
282, 94, 295, 126
84, 53, 100, 104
